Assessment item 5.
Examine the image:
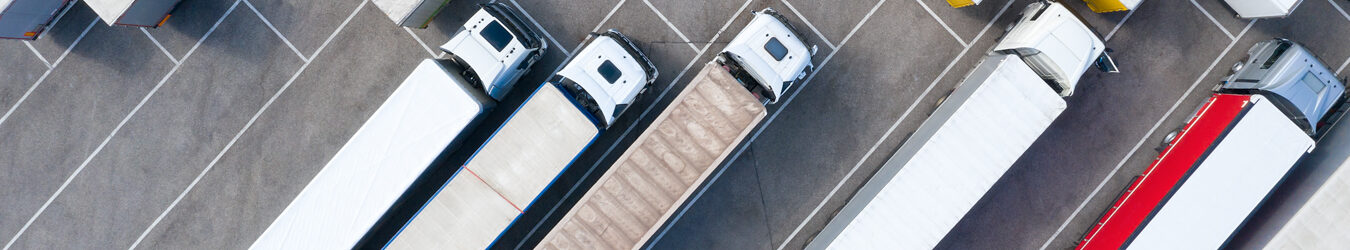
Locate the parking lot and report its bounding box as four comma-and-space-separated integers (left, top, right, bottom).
0, 0, 1347, 249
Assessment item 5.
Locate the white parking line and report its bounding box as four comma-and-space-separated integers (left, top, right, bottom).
4, 2, 242, 248
0, 18, 97, 158
244, 0, 308, 62
508, 0, 572, 57
127, 1, 365, 249
22, 41, 52, 68
141, 28, 180, 64
1331, 0, 1350, 22
1191, 0, 1234, 40
642, 0, 700, 53
513, 0, 753, 247
1103, 3, 1139, 42
914, 0, 967, 47
403, 27, 439, 58
1338, 56, 1348, 75
768, 1, 1012, 249
780, 0, 837, 50
1037, 20, 1256, 250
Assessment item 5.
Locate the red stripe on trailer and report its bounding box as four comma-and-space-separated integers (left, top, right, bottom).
1076, 94, 1252, 250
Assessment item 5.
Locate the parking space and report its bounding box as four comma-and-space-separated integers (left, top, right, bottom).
1, 0, 1347, 249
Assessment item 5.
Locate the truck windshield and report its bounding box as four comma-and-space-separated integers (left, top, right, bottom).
480, 21, 514, 51
598, 60, 622, 84
764, 37, 788, 61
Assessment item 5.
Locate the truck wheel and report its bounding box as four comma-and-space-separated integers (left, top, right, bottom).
929, 89, 956, 116
1157, 129, 1180, 152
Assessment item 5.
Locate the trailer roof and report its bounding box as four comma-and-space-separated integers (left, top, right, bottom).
1128, 96, 1312, 249
250, 60, 490, 249
83, 0, 135, 24
810, 55, 1065, 249
371, 0, 426, 24
388, 83, 599, 249
1253, 114, 1350, 249
538, 62, 765, 249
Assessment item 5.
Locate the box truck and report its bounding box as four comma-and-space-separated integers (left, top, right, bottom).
84, 0, 180, 27
1075, 38, 1345, 250
372, 0, 450, 28
535, 8, 815, 249
249, 5, 545, 248
808, 2, 1115, 249
383, 30, 657, 249
1224, 0, 1302, 19
0, 0, 74, 40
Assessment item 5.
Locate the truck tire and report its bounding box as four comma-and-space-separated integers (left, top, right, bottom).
929, 89, 956, 116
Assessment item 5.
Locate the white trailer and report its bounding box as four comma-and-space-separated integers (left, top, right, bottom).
1224, 0, 1302, 19
809, 2, 1112, 249
384, 30, 656, 250
0, 0, 73, 39
1256, 113, 1350, 249
372, 0, 449, 28
249, 59, 492, 249
84, 0, 180, 27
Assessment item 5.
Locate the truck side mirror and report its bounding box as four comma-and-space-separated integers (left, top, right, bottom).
1096, 49, 1120, 73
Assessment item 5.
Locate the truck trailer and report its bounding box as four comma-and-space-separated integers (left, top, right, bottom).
1224, 0, 1302, 19
372, 0, 450, 28
536, 8, 815, 249
949, 0, 1140, 12
383, 30, 656, 249
249, 5, 545, 248
0, 0, 73, 40
808, 2, 1113, 249
84, 0, 180, 27
1249, 109, 1350, 249
1075, 39, 1345, 250
250, 59, 494, 249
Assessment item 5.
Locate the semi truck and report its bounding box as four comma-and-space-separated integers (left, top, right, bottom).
249, 5, 545, 248
84, 0, 180, 27
1242, 108, 1350, 249
535, 8, 815, 249
1224, 0, 1302, 19
0, 0, 73, 40
383, 30, 657, 249
1075, 39, 1345, 250
372, 0, 450, 28
808, 2, 1114, 249
438, 3, 545, 101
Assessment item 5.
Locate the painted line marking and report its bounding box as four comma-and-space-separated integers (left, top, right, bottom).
1330, 0, 1350, 23
5, 3, 243, 248
1037, 20, 1256, 250
642, 0, 700, 53
127, 1, 367, 249
403, 27, 439, 58
141, 28, 180, 64
0, 18, 98, 161
244, 0, 309, 62
508, 0, 572, 57
513, 0, 753, 248
22, 41, 52, 68
767, 1, 1012, 249
780, 0, 837, 50
1338, 56, 1348, 75
1191, 0, 1234, 40
913, 0, 967, 47
1103, 1, 1139, 42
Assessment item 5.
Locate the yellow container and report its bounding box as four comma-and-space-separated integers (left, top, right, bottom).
947, 0, 978, 8
1083, 0, 1132, 13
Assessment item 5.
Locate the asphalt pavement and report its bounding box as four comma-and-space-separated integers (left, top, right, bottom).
0, 0, 1347, 249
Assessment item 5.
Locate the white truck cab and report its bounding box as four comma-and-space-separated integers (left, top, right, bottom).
1222, 38, 1346, 134
555, 30, 658, 128
995, 1, 1115, 97
441, 3, 546, 101
720, 8, 817, 104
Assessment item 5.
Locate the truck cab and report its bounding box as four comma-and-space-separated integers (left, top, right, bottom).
440, 3, 545, 101
719, 8, 817, 104
554, 30, 657, 128
1222, 38, 1346, 134
995, 1, 1114, 97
